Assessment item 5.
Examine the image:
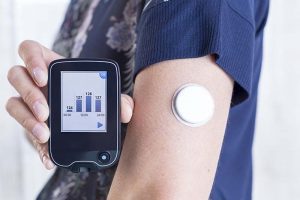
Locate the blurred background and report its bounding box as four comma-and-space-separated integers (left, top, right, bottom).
0, 0, 299, 199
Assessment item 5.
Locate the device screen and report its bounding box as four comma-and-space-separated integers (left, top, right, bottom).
61, 71, 107, 132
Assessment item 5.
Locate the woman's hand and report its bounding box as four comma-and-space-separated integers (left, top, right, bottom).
6, 40, 134, 170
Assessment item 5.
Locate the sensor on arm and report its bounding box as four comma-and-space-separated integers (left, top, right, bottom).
171, 84, 215, 127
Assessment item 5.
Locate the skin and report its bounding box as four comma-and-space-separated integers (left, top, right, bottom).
108, 57, 233, 200
6, 40, 134, 169
6, 40, 233, 199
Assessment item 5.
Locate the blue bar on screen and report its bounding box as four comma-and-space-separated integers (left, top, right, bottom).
95, 99, 101, 112
86, 96, 91, 112
76, 99, 82, 112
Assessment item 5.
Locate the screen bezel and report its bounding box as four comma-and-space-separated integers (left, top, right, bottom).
48, 59, 120, 168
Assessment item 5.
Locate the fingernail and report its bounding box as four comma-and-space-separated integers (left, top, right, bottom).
42, 154, 54, 169
126, 102, 133, 114
122, 98, 133, 115
33, 101, 48, 120
45, 158, 55, 169
124, 97, 133, 109
32, 67, 46, 85
32, 123, 48, 142
42, 154, 47, 164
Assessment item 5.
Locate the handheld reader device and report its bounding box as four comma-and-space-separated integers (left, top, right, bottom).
48, 59, 121, 172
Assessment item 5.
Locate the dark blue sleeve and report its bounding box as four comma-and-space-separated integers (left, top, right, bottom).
134, 0, 255, 106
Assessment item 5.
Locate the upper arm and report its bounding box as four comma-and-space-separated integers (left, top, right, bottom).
109, 0, 255, 198
108, 56, 233, 200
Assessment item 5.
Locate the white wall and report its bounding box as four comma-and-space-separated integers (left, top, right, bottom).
253, 0, 300, 199
0, 0, 68, 199
0, 0, 299, 199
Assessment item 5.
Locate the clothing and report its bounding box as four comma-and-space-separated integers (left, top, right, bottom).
37, 0, 269, 199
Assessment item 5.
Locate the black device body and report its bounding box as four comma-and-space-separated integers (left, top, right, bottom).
48, 58, 121, 172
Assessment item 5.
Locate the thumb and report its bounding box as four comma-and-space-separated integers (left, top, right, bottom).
121, 94, 134, 123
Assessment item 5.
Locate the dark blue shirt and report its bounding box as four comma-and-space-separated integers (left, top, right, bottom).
38, 0, 269, 199
135, 1, 269, 199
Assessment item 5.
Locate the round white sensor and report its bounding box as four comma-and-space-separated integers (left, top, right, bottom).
172, 84, 215, 127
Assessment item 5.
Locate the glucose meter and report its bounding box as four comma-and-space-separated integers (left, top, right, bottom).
48, 58, 120, 172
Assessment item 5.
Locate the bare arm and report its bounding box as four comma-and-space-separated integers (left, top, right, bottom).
108, 55, 233, 200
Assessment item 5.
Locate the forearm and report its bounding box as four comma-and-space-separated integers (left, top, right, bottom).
108, 56, 233, 200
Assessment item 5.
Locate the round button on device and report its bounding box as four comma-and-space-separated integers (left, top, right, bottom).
172, 84, 215, 127
98, 152, 111, 163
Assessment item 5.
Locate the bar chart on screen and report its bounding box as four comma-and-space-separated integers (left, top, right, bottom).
65, 93, 102, 113
61, 71, 107, 132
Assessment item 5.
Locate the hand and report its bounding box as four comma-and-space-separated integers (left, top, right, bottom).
6, 40, 134, 170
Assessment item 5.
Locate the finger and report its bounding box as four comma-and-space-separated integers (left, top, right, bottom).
6, 97, 49, 143
25, 132, 54, 170
7, 65, 49, 122
121, 94, 134, 123
18, 40, 63, 87
42, 153, 55, 170
37, 143, 55, 170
